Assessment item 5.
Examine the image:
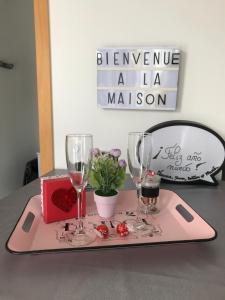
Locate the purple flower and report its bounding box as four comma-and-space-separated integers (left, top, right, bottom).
118, 159, 127, 169
109, 149, 121, 158
92, 148, 101, 157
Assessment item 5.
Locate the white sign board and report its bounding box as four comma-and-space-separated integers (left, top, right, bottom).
144, 121, 225, 185
97, 47, 180, 110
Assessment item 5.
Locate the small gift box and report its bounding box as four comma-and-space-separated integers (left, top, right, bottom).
41, 175, 86, 224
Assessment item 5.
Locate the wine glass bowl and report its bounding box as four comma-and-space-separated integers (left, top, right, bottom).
127, 132, 152, 195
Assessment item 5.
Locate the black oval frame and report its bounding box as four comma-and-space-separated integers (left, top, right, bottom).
145, 120, 225, 185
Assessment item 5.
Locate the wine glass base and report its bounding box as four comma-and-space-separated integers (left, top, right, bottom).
139, 205, 160, 215
125, 219, 150, 233
66, 231, 96, 247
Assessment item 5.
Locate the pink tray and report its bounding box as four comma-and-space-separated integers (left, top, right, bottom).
6, 189, 216, 254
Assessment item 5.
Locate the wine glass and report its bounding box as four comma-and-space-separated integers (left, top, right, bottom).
66, 134, 96, 246
127, 132, 152, 196
127, 132, 152, 230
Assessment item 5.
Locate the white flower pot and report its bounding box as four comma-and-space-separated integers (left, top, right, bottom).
94, 191, 118, 218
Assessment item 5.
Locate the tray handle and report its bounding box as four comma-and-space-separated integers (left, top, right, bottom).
7, 197, 41, 252
22, 211, 36, 232
174, 201, 216, 240
175, 204, 194, 222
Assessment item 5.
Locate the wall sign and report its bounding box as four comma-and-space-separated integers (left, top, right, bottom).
145, 121, 225, 185
97, 47, 180, 110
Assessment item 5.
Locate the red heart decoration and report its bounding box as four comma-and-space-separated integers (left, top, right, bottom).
51, 187, 76, 212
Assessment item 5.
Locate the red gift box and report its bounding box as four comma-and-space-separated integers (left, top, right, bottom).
41, 175, 86, 224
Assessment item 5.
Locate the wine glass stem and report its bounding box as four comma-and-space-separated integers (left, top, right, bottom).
136, 185, 141, 199
136, 183, 142, 219
76, 190, 83, 234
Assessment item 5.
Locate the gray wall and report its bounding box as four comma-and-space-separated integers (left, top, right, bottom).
0, 1, 39, 199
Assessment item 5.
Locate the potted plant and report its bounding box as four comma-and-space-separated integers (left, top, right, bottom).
89, 148, 127, 218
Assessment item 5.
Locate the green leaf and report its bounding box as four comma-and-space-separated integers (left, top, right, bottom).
88, 151, 126, 195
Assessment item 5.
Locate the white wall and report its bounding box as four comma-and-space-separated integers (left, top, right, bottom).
49, 0, 225, 168
0, 0, 38, 199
